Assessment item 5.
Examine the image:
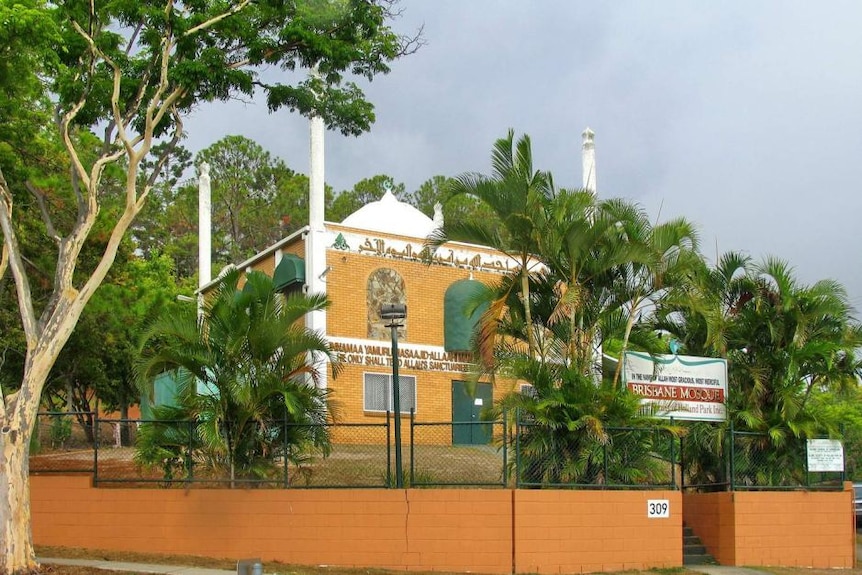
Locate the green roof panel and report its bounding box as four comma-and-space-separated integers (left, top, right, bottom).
273, 254, 306, 292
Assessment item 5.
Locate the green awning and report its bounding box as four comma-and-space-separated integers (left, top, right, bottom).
444, 279, 487, 352
273, 253, 305, 292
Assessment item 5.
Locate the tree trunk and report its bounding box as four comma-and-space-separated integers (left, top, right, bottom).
520, 267, 535, 354
0, 411, 37, 575
0, 315, 87, 574
119, 403, 130, 447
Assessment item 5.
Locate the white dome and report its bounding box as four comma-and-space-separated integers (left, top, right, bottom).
340, 190, 437, 238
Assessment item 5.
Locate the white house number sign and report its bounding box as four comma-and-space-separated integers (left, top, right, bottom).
647, 499, 670, 518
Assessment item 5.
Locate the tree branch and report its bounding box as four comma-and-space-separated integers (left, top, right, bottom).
182, 0, 251, 38
25, 182, 62, 243
0, 166, 39, 347
142, 110, 183, 194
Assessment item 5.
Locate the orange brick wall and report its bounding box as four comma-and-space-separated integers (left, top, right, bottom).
32, 476, 511, 573
515, 490, 682, 573
731, 489, 854, 567
684, 487, 854, 568
32, 477, 689, 574
31, 476, 855, 571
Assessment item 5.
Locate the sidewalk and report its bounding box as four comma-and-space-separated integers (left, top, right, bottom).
689, 567, 770, 575
38, 557, 237, 575
39, 557, 773, 575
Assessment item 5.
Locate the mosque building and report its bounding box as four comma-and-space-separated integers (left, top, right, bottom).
197, 124, 598, 445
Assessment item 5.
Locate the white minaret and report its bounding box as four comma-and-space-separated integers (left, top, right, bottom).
197, 162, 212, 310
582, 127, 603, 379
582, 127, 596, 192
306, 68, 329, 389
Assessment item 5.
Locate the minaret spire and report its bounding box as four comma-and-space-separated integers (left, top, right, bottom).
582, 127, 597, 193
306, 66, 328, 389
197, 162, 212, 290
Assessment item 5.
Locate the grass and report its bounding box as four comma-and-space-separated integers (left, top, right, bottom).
36, 546, 468, 575
35, 545, 862, 575
30, 443, 507, 488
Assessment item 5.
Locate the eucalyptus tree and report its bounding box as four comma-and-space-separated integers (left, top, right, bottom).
195, 136, 317, 267
136, 270, 339, 486
0, 0, 419, 571
329, 174, 406, 223
407, 175, 498, 227
428, 130, 554, 358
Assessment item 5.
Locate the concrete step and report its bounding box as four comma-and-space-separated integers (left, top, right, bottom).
682, 522, 717, 566
684, 553, 719, 565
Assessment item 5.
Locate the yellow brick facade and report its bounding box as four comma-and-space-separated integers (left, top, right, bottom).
242, 223, 518, 438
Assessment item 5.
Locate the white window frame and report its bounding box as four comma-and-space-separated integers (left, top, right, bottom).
363, 372, 417, 414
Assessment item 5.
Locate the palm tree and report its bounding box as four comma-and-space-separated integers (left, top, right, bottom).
653, 250, 754, 358
427, 129, 554, 359
537, 191, 659, 376
608, 215, 702, 385
492, 343, 677, 486
135, 269, 340, 485
732, 259, 862, 429
655, 253, 862, 486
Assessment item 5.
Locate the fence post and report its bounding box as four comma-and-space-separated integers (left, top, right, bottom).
728, 418, 735, 491
409, 408, 415, 487
841, 424, 847, 484
186, 419, 194, 484
669, 417, 676, 490
515, 408, 521, 489
502, 410, 508, 487
93, 414, 99, 486
283, 409, 289, 489
386, 410, 392, 487
679, 434, 685, 491
603, 435, 609, 487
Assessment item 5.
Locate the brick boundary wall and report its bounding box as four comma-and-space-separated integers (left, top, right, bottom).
515, 490, 682, 573
683, 484, 855, 568
31, 476, 682, 574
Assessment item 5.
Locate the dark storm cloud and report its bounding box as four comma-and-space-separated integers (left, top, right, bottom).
183, 1, 862, 306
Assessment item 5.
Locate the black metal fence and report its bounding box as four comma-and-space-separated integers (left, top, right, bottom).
514, 422, 677, 489
679, 423, 846, 492
28, 412, 848, 491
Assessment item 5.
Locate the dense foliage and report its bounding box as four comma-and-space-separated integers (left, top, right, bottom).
135, 270, 338, 484
0, 1, 419, 571
440, 131, 862, 487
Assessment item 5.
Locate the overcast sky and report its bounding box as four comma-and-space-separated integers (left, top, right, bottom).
183, 1, 862, 308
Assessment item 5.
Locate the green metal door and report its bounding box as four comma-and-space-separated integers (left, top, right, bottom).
451, 381, 492, 445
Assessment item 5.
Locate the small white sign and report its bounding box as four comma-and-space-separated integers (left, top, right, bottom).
474, 398, 483, 406
807, 439, 844, 472
647, 499, 670, 518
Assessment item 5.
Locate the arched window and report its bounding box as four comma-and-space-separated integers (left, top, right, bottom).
367, 268, 406, 340
444, 279, 487, 352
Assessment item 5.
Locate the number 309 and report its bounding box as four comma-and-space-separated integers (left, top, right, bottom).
647, 499, 669, 518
